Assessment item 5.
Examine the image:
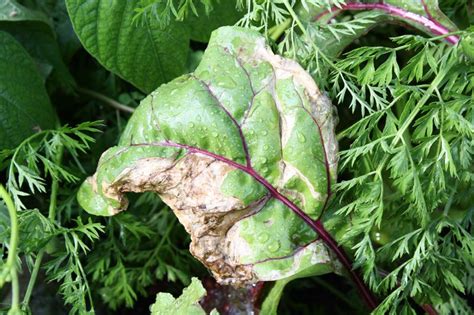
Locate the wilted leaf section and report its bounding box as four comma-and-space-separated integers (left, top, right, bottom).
78, 26, 338, 285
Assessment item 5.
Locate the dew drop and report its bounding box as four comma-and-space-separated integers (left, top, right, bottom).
217, 76, 237, 88
373, 232, 382, 242
267, 241, 280, 253
189, 122, 195, 128
262, 130, 268, 136
297, 132, 306, 143
291, 234, 300, 242
199, 70, 210, 78
257, 233, 269, 243
263, 144, 269, 150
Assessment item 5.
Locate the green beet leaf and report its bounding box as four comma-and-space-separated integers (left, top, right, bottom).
77, 26, 338, 285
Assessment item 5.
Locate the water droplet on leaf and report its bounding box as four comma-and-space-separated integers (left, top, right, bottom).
297, 132, 306, 143
217, 76, 237, 88
257, 233, 269, 242
268, 241, 280, 253
199, 70, 210, 78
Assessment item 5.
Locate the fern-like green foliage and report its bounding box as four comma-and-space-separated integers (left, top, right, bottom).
134, 0, 215, 26
332, 35, 473, 313
0, 121, 105, 314
0, 1, 472, 314
79, 0, 472, 313
84, 193, 196, 309
215, 1, 473, 314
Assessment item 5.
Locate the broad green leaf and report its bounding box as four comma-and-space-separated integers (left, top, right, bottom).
150, 278, 217, 315
0, 23, 75, 89
65, 0, 190, 93
0, 0, 75, 90
0, 0, 49, 24
78, 26, 338, 284
48, 0, 82, 63
0, 31, 56, 149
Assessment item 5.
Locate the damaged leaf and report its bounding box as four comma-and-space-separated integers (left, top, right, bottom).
78, 26, 338, 285
150, 277, 218, 315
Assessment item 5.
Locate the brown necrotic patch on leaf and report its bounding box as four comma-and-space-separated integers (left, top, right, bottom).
101, 153, 260, 282
78, 26, 338, 285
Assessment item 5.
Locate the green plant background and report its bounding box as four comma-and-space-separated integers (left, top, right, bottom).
0, 1, 472, 314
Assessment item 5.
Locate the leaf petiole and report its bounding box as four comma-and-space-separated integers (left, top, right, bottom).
268, 17, 292, 41
77, 87, 135, 113
0, 183, 20, 314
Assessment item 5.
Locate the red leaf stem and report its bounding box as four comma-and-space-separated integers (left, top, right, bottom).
314, 2, 459, 45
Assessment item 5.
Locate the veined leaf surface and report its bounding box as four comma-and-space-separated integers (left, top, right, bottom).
0, 31, 56, 149
78, 26, 338, 284
65, 0, 190, 93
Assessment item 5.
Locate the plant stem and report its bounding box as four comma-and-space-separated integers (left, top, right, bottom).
314, 2, 459, 45
268, 18, 292, 41
21, 251, 43, 306
442, 183, 457, 217
392, 59, 452, 146
282, 0, 308, 37
0, 183, 20, 313
422, 303, 439, 315
77, 87, 135, 113
22, 145, 63, 307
